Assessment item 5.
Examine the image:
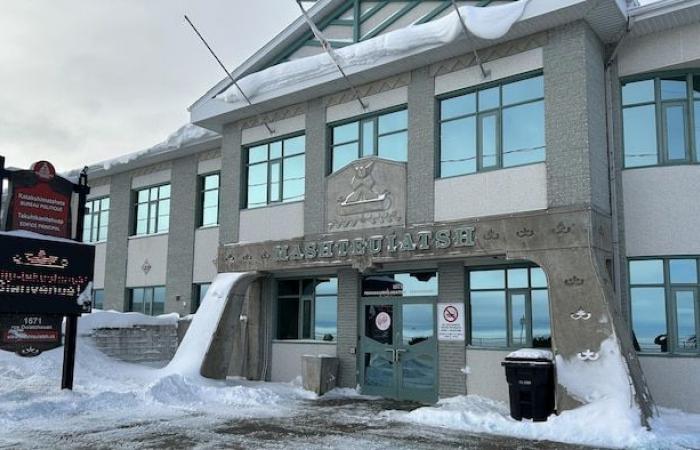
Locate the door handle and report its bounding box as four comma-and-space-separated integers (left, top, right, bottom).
395, 348, 407, 362
385, 348, 396, 362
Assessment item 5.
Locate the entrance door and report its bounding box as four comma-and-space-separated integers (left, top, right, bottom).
359, 297, 438, 403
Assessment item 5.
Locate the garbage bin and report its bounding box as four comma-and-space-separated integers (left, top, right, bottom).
301, 355, 339, 395
501, 349, 555, 422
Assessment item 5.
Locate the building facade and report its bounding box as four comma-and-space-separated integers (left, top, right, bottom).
81, 0, 700, 414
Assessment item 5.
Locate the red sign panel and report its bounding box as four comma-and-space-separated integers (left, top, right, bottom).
5, 161, 74, 239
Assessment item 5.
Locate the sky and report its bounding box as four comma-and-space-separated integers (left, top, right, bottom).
0, 1, 301, 171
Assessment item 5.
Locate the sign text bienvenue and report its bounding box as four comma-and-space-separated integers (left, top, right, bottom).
273, 226, 476, 262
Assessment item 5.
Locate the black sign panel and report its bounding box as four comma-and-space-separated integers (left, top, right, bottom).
0, 313, 63, 356
0, 233, 95, 315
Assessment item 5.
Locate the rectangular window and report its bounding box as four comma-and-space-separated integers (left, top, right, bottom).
629, 258, 699, 354
192, 283, 211, 314
128, 286, 166, 316
133, 184, 170, 235
276, 278, 337, 341
93, 289, 104, 310
199, 173, 219, 227
330, 108, 408, 172
245, 135, 305, 208
468, 266, 551, 348
83, 197, 110, 243
439, 73, 545, 178
622, 73, 700, 168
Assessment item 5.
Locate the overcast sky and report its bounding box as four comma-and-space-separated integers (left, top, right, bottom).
0, 1, 300, 171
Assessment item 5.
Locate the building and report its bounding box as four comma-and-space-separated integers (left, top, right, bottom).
78, 0, 700, 416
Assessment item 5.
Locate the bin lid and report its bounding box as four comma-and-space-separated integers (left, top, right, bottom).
505, 348, 553, 362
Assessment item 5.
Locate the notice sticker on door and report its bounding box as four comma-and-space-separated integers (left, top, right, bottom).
375, 312, 391, 331
438, 303, 465, 341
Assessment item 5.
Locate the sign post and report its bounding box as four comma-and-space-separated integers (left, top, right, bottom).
0, 157, 93, 391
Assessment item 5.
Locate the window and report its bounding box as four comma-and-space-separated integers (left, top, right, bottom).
622, 72, 700, 168
83, 197, 109, 243
192, 283, 211, 314
468, 266, 550, 348
276, 278, 337, 341
129, 286, 166, 316
134, 184, 170, 235
199, 173, 219, 227
93, 289, 104, 310
246, 135, 305, 208
362, 272, 438, 297
439, 74, 545, 177
630, 258, 699, 354
330, 108, 408, 172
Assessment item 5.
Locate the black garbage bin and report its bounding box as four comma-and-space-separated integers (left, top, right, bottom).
501, 350, 555, 422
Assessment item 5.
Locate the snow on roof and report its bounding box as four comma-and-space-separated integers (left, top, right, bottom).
65, 123, 220, 179
217, 1, 530, 105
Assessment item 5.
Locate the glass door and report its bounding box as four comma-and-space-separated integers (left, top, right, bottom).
360, 298, 398, 398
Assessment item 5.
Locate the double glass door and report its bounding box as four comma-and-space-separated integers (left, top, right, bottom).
359, 297, 438, 403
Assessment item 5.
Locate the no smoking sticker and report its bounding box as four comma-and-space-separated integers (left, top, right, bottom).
438, 303, 465, 341
443, 305, 459, 323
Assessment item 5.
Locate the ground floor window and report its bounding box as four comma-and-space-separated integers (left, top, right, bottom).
468, 266, 551, 348
129, 286, 166, 316
630, 258, 699, 354
276, 277, 337, 341
192, 283, 211, 314
93, 289, 104, 310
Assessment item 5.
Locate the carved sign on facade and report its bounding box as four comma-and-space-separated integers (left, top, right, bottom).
326, 158, 406, 232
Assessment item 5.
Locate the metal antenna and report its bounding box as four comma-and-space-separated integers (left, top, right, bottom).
185, 15, 275, 135
295, 1, 368, 110
450, 0, 490, 78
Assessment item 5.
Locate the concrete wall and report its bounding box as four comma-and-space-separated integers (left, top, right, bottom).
239, 202, 304, 242
93, 243, 107, 289
126, 234, 169, 287
618, 22, 700, 77
89, 325, 178, 364
640, 356, 700, 413
623, 166, 700, 256
193, 226, 219, 283
326, 87, 407, 123
103, 172, 131, 311
270, 341, 337, 382
434, 164, 547, 222
466, 349, 511, 404
438, 262, 467, 398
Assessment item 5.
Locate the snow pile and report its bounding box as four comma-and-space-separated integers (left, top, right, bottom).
76, 310, 179, 335
506, 348, 553, 360
218, 0, 530, 104
164, 272, 246, 377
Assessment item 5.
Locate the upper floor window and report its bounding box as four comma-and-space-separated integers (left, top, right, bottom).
468, 266, 551, 349
199, 173, 219, 227
439, 73, 545, 178
622, 73, 700, 168
277, 277, 337, 341
134, 184, 170, 236
330, 108, 408, 173
83, 197, 109, 243
630, 258, 698, 354
129, 286, 166, 316
245, 135, 305, 208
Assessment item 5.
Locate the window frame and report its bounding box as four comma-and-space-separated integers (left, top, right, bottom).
327, 105, 408, 174
243, 132, 306, 209
275, 277, 338, 341
132, 183, 171, 236
192, 282, 211, 314
83, 196, 110, 243
92, 288, 105, 310
198, 172, 220, 227
628, 257, 700, 356
467, 264, 550, 349
437, 70, 546, 179
621, 71, 700, 169
128, 286, 166, 316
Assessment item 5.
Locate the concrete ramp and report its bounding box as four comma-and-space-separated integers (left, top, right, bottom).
165, 272, 260, 378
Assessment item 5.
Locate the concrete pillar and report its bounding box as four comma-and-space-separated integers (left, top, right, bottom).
165, 155, 197, 316
219, 123, 243, 245
304, 97, 327, 234
407, 66, 436, 224
544, 21, 610, 213
103, 172, 131, 311
437, 261, 467, 398
337, 268, 360, 387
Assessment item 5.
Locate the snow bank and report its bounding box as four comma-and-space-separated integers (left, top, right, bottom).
164, 272, 246, 377
76, 310, 179, 335
218, 1, 529, 104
